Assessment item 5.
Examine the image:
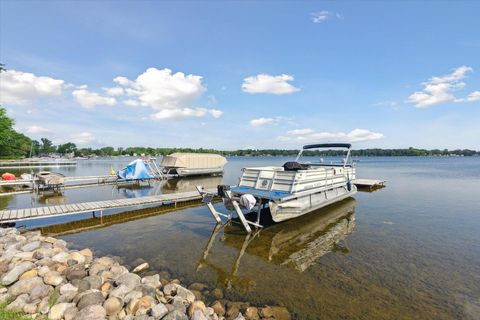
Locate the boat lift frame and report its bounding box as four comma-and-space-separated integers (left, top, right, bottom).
196, 186, 263, 233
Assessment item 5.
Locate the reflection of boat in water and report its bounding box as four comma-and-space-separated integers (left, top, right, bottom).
161, 176, 223, 194
38, 194, 68, 205
197, 198, 356, 288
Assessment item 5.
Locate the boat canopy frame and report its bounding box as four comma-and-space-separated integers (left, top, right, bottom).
295, 143, 353, 168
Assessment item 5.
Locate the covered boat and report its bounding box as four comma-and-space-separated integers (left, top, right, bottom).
117, 159, 154, 180
160, 153, 227, 177
197, 143, 357, 233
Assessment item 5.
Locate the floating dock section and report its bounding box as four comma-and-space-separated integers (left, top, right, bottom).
0, 188, 216, 224
353, 179, 386, 190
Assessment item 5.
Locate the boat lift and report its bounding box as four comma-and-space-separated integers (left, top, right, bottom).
196, 186, 264, 233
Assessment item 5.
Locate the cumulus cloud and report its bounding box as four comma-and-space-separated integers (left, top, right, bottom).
25, 125, 53, 134
242, 74, 299, 95
279, 128, 384, 143
456, 90, 480, 103
407, 66, 479, 108
151, 108, 223, 120
72, 89, 117, 109
0, 69, 64, 105
311, 10, 343, 23
113, 67, 222, 120
287, 128, 315, 135
103, 86, 125, 96
250, 117, 275, 127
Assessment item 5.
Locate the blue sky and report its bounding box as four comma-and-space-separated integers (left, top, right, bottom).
1, 1, 479, 149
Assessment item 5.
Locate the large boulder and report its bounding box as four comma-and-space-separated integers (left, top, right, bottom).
103, 296, 124, 316
77, 290, 106, 310
1, 261, 34, 285
115, 272, 141, 290
163, 310, 189, 320
8, 276, 44, 297
49, 302, 76, 320
73, 304, 107, 320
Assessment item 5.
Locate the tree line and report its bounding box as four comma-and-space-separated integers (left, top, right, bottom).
1, 106, 479, 159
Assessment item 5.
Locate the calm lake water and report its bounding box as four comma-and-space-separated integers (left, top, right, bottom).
1, 156, 480, 319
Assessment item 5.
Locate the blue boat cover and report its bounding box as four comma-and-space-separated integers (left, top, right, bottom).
230, 186, 291, 201
117, 159, 153, 180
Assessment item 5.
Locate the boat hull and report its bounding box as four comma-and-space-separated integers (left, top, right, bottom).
269, 184, 357, 222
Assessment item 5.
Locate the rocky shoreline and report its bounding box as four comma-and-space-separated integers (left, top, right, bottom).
0, 228, 291, 320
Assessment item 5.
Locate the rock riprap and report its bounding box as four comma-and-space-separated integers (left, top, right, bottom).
0, 227, 291, 320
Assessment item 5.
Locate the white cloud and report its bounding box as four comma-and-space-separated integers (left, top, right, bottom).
311, 10, 343, 24
287, 128, 315, 135
407, 66, 476, 108
465, 91, 480, 102
103, 86, 125, 96
279, 128, 384, 143
25, 125, 53, 134
113, 67, 222, 120
72, 89, 117, 109
250, 117, 275, 127
113, 76, 131, 86
0, 69, 64, 105
242, 74, 299, 95
151, 108, 223, 120
70, 132, 97, 146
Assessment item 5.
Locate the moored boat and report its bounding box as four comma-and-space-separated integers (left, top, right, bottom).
197, 143, 357, 232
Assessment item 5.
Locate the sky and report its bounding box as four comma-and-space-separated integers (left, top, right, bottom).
0, 1, 479, 150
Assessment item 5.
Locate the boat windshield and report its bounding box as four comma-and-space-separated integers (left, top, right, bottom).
295, 143, 353, 168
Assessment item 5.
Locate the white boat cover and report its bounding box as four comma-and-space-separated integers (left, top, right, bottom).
160, 153, 227, 169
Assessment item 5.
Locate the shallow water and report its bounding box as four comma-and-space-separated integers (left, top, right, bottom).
2, 156, 480, 319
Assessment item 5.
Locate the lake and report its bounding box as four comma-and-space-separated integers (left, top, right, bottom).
1, 156, 479, 319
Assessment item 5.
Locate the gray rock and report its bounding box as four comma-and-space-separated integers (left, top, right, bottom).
88, 263, 107, 276
21, 240, 41, 252
116, 272, 141, 290
134, 315, 154, 320
85, 275, 103, 290
103, 296, 124, 316
162, 310, 188, 320
77, 290, 106, 310
52, 251, 70, 264
175, 285, 195, 303
23, 302, 38, 314
66, 265, 88, 281
60, 283, 79, 295
136, 284, 156, 298
53, 239, 67, 248
30, 283, 53, 300
44, 270, 64, 286
8, 276, 44, 297
0, 292, 12, 305
64, 306, 79, 320
163, 283, 177, 296
109, 283, 132, 299
132, 262, 149, 273
150, 303, 168, 319
1, 261, 34, 285
57, 290, 78, 303
192, 309, 208, 320
6, 293, 29, 312
49, 302, 76, 320
73, 304, 107, 320
142, 274, 161, 288
170, 296, 186, 314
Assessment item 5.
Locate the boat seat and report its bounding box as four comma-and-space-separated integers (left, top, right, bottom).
282, 161, 310, 171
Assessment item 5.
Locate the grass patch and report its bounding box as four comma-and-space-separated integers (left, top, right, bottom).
0, 303, 32, 320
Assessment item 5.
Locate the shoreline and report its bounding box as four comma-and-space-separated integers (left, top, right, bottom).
0, 227, 291, 320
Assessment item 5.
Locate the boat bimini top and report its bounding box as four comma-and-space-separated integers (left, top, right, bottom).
295, 143, 353, 168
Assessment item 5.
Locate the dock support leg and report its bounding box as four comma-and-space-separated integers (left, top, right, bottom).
206, 202, 222, 223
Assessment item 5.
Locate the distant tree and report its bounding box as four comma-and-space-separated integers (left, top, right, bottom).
40, 138, 56, 154
57, 142, 77, 155
0, 63, 5, 73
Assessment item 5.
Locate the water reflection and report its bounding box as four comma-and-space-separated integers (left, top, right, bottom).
38, 193, 69, 205
197, 199, 356, 290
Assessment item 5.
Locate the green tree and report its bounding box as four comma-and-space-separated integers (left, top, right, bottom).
0, 106, 32, 158
57, 142, 77, 155
40, 138, 56, 154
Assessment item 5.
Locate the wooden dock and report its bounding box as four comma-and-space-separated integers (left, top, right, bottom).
0, 188, 215, 223
353, 179, 386, 190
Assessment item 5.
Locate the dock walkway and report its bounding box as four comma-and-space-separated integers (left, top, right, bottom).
0, 189, 215, 223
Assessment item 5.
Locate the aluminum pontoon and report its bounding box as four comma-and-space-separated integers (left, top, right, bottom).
197, 143, 357, 233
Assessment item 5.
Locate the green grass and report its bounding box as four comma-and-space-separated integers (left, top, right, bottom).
0, 303, 32, 320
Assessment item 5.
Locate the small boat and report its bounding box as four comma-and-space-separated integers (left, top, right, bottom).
34, 171, 65, 193
160, 153, 227, 177
197, 143, 357, 233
